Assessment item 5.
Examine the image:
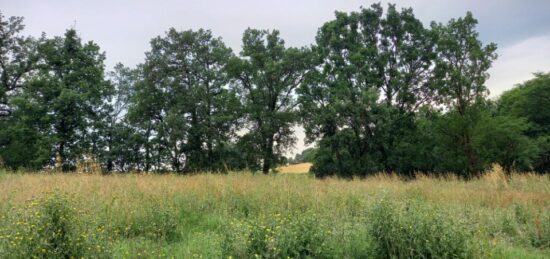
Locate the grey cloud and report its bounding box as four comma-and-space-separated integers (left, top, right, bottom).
3, 0, 550, 68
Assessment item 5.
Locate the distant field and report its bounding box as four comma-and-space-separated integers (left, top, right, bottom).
1, 168, 549, 258
278, 162, 312, 173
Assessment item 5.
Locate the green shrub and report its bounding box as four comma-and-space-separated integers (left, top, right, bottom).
368, 197, 476, 258
223, 211, 329, 258
0, 192, 108, 258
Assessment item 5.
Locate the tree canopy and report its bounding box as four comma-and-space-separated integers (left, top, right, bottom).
0, 5, 547, 176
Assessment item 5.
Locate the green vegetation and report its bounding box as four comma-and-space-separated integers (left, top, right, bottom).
0, 192, 109, 258
1, 5, 548, 177
0, 171, 549, 258
0, 3, 549, 258
498, 73, 550, 172
368, 197, 476, 258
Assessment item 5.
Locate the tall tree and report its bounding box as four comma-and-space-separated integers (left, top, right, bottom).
98, 63, 140, 172
228, 29, 312, 173
431, 12, 497, 177
128, 28, 239, 172
375, 4, 436, 172
299, 4, 435, 177
27, 29, 109, 170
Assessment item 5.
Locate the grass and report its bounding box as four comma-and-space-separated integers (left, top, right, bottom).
0, 168, 549, 258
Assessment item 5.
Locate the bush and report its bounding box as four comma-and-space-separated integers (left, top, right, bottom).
223, 211, 329, 258
368, 197, 476, 258
0, 192, 108, 258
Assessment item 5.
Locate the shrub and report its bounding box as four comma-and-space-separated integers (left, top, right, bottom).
368, 197, 476, 258
0, 192, 108, 258
223, 211, 329, 258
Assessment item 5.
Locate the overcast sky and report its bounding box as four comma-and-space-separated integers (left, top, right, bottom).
2, 0, 550, 156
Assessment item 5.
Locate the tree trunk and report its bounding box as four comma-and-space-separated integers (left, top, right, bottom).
56, 141, 65, 171
144, 127, 151, 172
106, 130, 113, 172
262, 134, 274, 174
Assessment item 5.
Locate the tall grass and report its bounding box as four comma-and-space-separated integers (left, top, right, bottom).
368, 196, 477, 258
0, 169, 549, 258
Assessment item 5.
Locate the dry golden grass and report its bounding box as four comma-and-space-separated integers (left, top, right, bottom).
278, 162, 312, 173
0, 168, 548, 210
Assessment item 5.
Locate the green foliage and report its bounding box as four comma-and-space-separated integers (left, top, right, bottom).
127, 28, 241, 172
0, 107, 52, 170
0, 28, 111, 171
223, 212, 329, 258
0, 5, 547, 178
300, 4, 496, 178
0, 192, 109, 258
474, 111, 538, 172
0, 12, 38, 118
96, 64, 142, 172
292, 147, 318, 164
0, 13, 43, 170
38, 29, 108, 170
430, 12, 497, 177
380, 105, 538, 175
368, 197, 477, 258
499, 72, 550, 172
228, 29, 313, 173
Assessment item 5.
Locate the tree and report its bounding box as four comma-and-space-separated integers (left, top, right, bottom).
128, 28, 240, 172
0, 12, 38, 118
499, 72, 550, 172
430, 12, 497, 177
0, 12, 43, 169
26, 29, 109, 170
228, 29, 312, 173
299, 4, 435, 177
97, 63, 140, 172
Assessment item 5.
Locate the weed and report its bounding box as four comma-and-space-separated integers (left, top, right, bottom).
368, 197, 476, 258
0, 192, 108, 258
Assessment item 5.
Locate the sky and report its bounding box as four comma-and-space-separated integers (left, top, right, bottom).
2, 0, 550, 156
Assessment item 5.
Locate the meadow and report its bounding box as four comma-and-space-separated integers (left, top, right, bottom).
0, 166, 549, 258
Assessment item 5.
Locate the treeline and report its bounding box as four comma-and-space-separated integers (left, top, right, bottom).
0, 4, 548, 177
